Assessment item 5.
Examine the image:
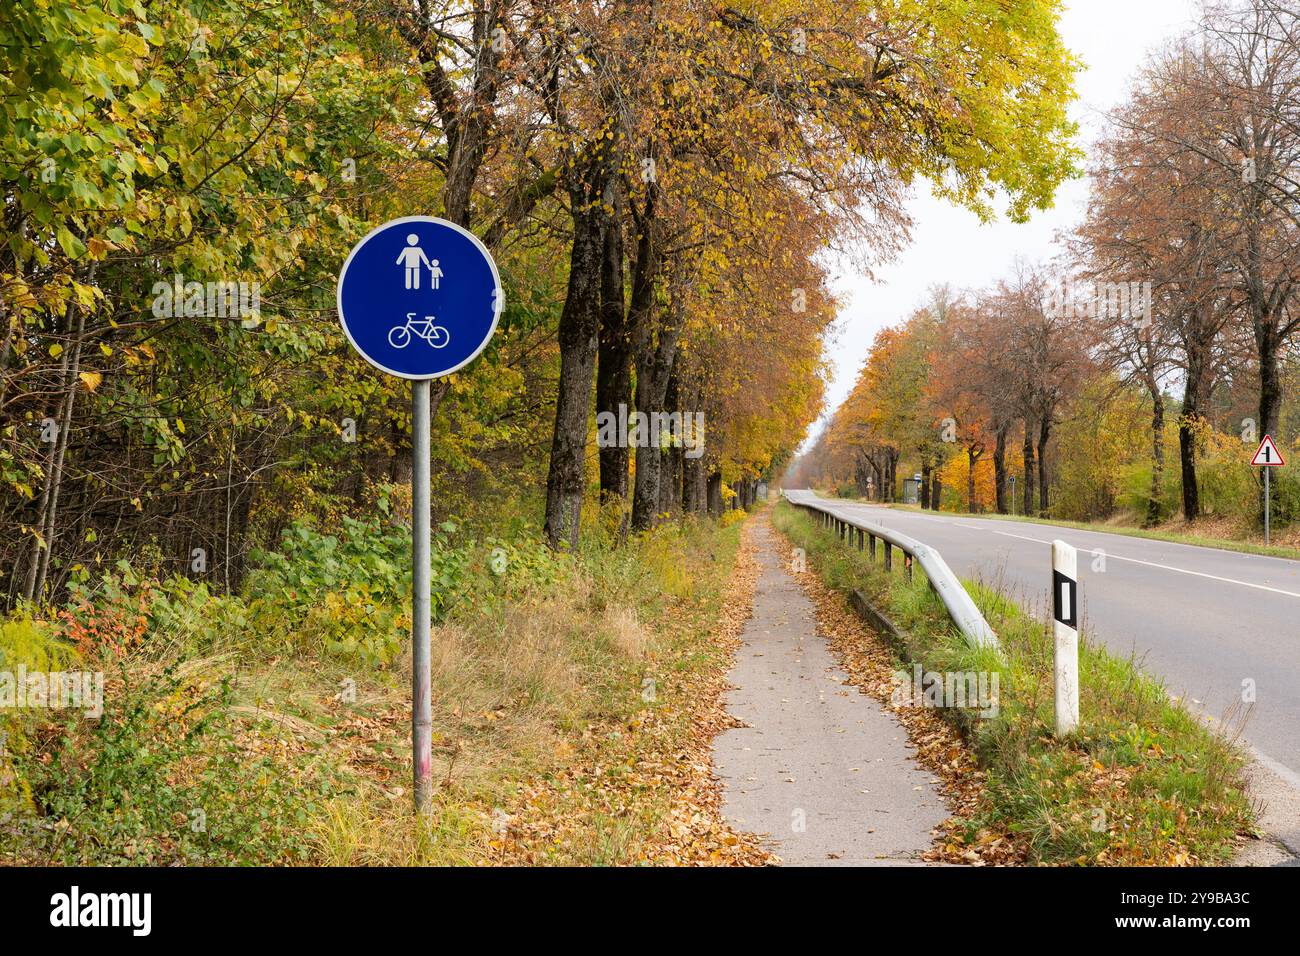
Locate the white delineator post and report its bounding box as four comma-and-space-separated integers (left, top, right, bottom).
1051, 539, 1079, 736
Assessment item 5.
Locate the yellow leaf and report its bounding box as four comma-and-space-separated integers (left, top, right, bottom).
78, 370, 103, 392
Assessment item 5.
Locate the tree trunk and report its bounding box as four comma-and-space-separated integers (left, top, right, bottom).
919, 462, 931, 509
854, 453, 871, 497
993, 423, 1008, 514
1036, 416, 1051, 517
0, 309, 14, 414
679, 377, 707, 513
1022, 421, 1036, 517
437, 5, 502, 227
24, 282, 89, 602
659, 443, 682, 517
543, 168, 608, 550
706, 471, 723, 515
0, 219, 26, 415
683, 452, 707, 513
596, 199, 631, 506
657, 370, 682, 518
1179, 348, 1205, 521
930, 474, 943, 511
967, 448, 981, 513
1145, 389, 1165, 527
630, 304, 682, 532
22, 311, 73, 602
1257, 325, 1282, 445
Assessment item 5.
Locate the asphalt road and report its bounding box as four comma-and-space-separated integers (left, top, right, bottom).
785, 491, 1300, 799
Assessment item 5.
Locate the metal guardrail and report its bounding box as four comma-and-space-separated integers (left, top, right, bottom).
782, 490, 999, 651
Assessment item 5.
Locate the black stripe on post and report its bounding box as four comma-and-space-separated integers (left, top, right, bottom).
1052, 569, 1077, 629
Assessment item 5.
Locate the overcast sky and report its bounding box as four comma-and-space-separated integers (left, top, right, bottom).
805, 0, 1204, 452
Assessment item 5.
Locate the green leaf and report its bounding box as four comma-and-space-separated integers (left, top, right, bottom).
56, 226, 86, 259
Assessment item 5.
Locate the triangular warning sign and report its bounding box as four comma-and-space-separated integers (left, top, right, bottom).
1251, 434, 1286, 467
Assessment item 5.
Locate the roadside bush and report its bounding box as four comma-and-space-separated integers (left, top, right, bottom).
244, 513, 466, 666
1196, 429, 1300, 527
58, 564, 154, 660
1050, 379, 1150, 521
0, 611, 75, 672
9, 664, 335, 865
1, 614, 79, 822
4, 496, 751, 865
60, 566, 248, 659
1116, 458, 1181, 524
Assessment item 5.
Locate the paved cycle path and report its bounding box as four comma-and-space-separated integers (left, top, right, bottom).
712, 522, 947, 865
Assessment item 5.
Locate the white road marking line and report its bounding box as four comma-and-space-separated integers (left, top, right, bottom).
805, 495, 1300, 599
987, 529, 1052, 544
980, 528, 1300, 600
867, 500, 1300, 565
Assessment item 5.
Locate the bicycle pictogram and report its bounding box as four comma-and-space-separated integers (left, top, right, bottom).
389, 312, 450, 349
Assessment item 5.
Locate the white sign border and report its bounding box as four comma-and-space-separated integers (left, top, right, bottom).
336, 214, 504, 381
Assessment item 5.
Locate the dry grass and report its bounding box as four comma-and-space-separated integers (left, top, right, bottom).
4, 511, 771, 866
300, 517, 769, 865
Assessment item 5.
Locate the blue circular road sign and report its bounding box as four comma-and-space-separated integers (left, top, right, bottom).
337, 216, 503, 379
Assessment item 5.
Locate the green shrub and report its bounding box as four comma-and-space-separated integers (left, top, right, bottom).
244, 514, 466, 666
0, 613, 79, 821
1116, 459, 1180, 523
0, 612, 75, 672
10, 664, 335, 865
62, 565, 249, 658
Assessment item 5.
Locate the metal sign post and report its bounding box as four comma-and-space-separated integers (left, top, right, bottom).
337, 216, 502, 814
411, 379, 432, 809
1251, 435, 1285, 546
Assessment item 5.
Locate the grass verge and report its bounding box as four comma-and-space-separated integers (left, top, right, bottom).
774, 500, 1254, 866
2, 509, 770, 866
